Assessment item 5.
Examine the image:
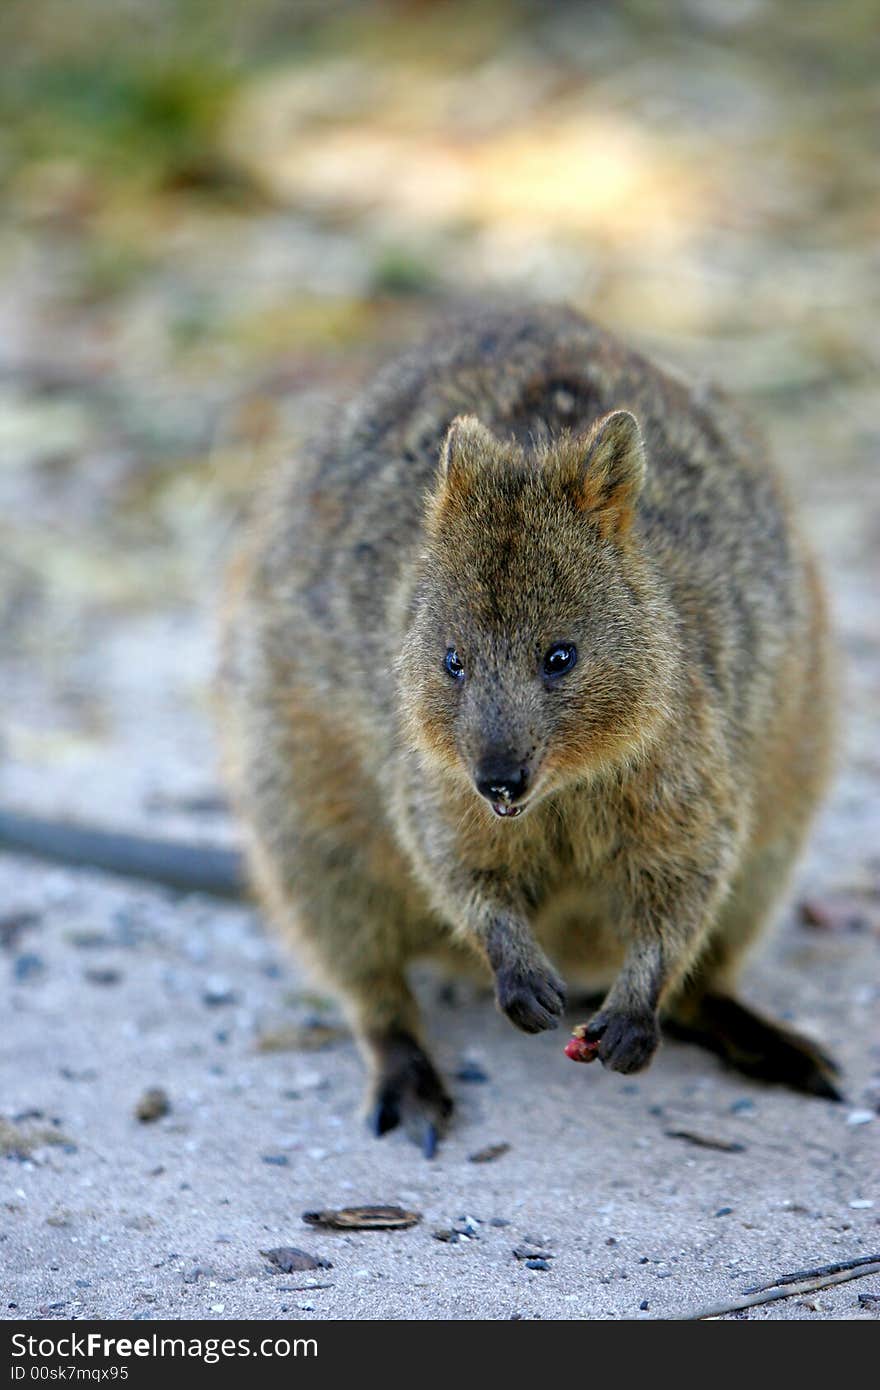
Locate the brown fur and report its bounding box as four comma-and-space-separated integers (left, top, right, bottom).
218, 306, 839, 1148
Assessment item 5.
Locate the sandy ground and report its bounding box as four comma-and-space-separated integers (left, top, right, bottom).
1, 8, 878, 1316
2, 390, 879, 1322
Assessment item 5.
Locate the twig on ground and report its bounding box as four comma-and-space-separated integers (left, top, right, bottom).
663, 1128, 746, 1153
678, 1259, 880, 1320
743, 1251, 880, 1294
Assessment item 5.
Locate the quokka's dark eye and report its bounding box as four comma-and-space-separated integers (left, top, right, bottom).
444, 647, 465, 681
542, 643, 577, 679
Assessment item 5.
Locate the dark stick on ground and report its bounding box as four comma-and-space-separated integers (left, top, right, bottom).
0, 809, 245, 898
742, 1251, 880, 1294
679, 1259, 880, 1320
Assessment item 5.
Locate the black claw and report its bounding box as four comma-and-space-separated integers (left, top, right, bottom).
818, 1049, 842, 1077
368, 1097, 401, 1137
507, 1000, 558, 1033
804, 1072, 845, 1104
366, 1029, 453, 1154
422, 1122, 439, 1160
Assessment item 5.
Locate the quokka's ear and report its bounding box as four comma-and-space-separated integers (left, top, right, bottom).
438, 415, 501, 491
577, 409, 646, 536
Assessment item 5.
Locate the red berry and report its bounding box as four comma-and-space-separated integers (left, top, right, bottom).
564, 1035, 599, 1063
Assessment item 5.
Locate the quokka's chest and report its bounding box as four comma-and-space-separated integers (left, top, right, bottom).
475, 801, 628, 904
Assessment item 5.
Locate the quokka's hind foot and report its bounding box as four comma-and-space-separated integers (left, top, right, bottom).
665, 992, 843, 1102
364, 1028, 453, 1158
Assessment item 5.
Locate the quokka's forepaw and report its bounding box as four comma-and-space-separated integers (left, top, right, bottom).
495, 963, 566, 1034
582, 1008, 660, 1074
365, 1031, 453, 1158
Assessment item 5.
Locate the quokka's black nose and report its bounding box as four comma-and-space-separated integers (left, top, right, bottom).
475, 764, 529, 805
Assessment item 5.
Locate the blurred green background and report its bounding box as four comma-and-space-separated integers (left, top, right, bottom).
1, 0, 877, 821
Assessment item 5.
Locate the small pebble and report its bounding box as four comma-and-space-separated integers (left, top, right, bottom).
68, 930, 109, 950
468, 1142, 510, 1164
456, 1061, 489, 1084
456, 1216, 481, 1237
294, 1072, 327, 1091
202, 980, 238, 1007
0, 910, 40, 950
112, 908, 148, 947
848, 1199, 874, 1209
135, 1088, 171, 1123
639, 1300, 649, 1311
261, 1154, 290, 1167
84, 967, 122, 986
13, 954, 46, 982
846, 1110, 874, 1126
262, 1247, 331, 1273
525, 1259, 550, 1271
714, 1207, 734, 1217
